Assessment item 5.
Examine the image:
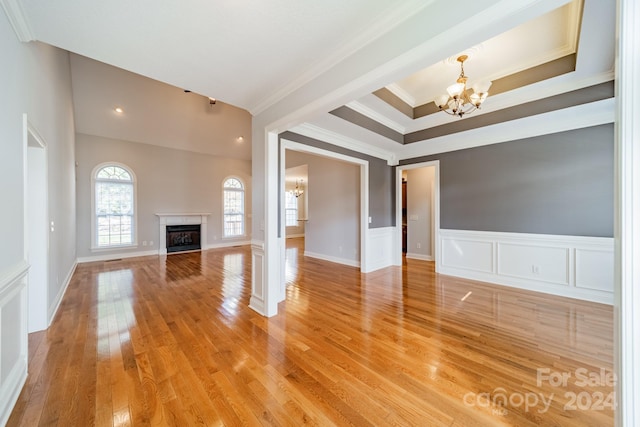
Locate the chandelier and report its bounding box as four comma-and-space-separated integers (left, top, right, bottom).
290, 179, 304, 198
433, 55, 492, 118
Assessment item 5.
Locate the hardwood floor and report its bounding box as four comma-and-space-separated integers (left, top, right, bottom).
8, 238, 614, 426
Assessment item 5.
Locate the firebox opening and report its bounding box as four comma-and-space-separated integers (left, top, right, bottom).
166, 224, 201, 253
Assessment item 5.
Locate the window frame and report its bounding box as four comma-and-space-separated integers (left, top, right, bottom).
222, 176, 245, 238
284, 191, 298, 227
90, 162, 138, 251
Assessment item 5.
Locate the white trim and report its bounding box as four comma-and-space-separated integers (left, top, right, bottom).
290, 123, 397, 165
47, 261, 76, 325
395, 161, 440, 271
616, 0, 640, 424
204, 240, 251, 250
249, 242, 266, 315
0, 260, 29, 427
91, 162, 138, 250
24, 115, 50, 333
366, 226, 395, 272
304, 251, 361, 268
345, 100, 406, 134
77, 249, 158, 263
405, 253, 433, 261
222, 176, 246, 238
155, 213, 210, 255
438, 229, 614, 304
384, 83, 417, 108
0, 0, 35, 42
281, 138, 370, 274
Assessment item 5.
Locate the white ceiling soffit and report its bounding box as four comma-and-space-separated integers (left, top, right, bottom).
19, 0, 430, 114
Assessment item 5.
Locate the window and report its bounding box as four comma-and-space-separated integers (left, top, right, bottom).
285, 192, 298, 226
223, 177, 244, 237
93, 164, 136, 248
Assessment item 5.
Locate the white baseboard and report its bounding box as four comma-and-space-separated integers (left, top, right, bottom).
0, 359, 27, 427
77, 249, 159, 263
405, 252, 433, 261
304, 251, 360, 268
438, 229, 614, 304
204, 240, 251, 249
48, 261, 77, 325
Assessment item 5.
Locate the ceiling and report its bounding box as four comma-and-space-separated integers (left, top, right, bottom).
2, 0, 615, 163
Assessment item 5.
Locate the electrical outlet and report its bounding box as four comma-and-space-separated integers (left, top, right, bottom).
532, 265, 540, 275
142, 240, 147, 246
417, 243, 421, 249
149, 240, 154, 246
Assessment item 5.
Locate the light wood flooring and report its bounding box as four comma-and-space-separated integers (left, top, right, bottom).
8, 238, 614, 426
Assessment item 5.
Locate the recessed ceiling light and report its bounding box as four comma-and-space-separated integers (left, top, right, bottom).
114, 107, 124, 113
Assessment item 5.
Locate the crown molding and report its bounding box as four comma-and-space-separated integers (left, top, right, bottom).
290, 123, 398, 165
0, 0, 35, 42
345, 100, 406, 134
384, 83, 417, 107
249, 0, 432, 116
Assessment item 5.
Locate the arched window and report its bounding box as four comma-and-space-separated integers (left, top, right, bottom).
92, 163, 136, 248
223, 177, 244, 237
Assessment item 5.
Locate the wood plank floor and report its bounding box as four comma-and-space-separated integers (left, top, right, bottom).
8, 238, 614, 426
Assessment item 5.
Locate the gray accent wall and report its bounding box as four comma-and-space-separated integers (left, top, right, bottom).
406, 167, 435, 258
279, 131, 394, 228
401, 124, 614, 237
76, 134, 252, 257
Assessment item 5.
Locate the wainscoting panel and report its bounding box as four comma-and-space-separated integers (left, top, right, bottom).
0, 261, 29, 427
364, 227, 395, 272
438, 229, 613, 304
497, 243, 570, 285
249, 242, 266, 315
441, 237, 493, 273
575, 248, 615, 292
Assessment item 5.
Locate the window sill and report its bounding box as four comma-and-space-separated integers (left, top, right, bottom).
222, 235, 246, 240
91, 244, 138, 252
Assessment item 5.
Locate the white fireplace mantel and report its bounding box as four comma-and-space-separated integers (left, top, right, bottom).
156, 213, 210, 255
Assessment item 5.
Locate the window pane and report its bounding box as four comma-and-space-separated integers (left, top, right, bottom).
95, 165, 135, 247
223, 179, 245, 237
96, 166, 131, 181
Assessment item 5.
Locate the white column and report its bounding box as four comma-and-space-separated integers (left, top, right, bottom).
616, 0, 640, 425
249, 129, 281, 317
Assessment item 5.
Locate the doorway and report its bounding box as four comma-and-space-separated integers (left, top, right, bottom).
395, 161, 440, 268
25, 117, 49, 332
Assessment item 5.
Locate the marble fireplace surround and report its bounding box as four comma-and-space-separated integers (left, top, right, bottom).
156, 213, 210, 255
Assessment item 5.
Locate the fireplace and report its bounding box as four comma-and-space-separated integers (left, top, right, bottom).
166, 224, 201, 253
156, 213, 210, 255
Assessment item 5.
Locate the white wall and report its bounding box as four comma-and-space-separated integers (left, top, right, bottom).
75, 134, 252, 259
406, 167, 434, 260
0, 10, 76, 425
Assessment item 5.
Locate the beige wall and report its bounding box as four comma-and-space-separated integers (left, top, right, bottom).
76, 134, 252, 258
286, 150, 360, 263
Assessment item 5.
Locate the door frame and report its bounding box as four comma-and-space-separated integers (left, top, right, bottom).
394, 160, 440, 269
23, 114, 50, 332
